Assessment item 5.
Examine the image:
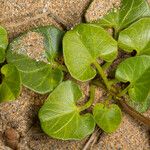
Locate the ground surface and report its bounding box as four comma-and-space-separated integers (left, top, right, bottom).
0, 0, 150, 150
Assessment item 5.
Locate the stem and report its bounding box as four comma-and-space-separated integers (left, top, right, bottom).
104, 95, 112, 106
117, 84, 132, 97
79, 85, 96, 112
109, 79, 119, 86
102, 62, 112, 71
51, 61, 68, 72
116, 97, 150, 127
91, 79, 106, 89
113, 28, 119, 40
57, 64, 68, 72
94, 61, 111, 90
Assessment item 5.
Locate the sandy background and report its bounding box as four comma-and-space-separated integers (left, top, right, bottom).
0, 0, 150, 150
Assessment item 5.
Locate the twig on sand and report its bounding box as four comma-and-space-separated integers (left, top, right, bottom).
83, 127, 101, 150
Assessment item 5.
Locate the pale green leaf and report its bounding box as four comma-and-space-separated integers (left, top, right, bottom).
39, 80, 95, 140
116, 55, 150, 103
0, 64, 21, 102
0, 26, 8, 63
93, 103, 122, 133
118, 18, 150, 55
63, 24, 117, 81
97, 0, 150, 31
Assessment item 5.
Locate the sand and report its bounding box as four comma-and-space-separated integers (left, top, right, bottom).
0, 0, 150, 149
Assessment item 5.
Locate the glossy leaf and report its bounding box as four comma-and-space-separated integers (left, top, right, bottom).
97, 0, 150, 31
0, 64, 21, 102
7, 26, 64, 94
93, 103, 122, 133
39, 81, 95, 140
63, 24, 117, 81
0, 26, 8, 63
116, 55, 150, 103
118, 18, 150, 55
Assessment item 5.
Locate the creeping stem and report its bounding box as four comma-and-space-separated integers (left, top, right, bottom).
116, 97, 150, 127
79, 85, 96, 112
94, 61, 111, 90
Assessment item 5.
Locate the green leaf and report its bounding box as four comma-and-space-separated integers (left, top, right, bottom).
39, 80, 95, 140
97, 0, 150, 31
6, 26, 64, 94
7, 52, 63, 94
116, 55, 150, 103
0, 64, 21, 102
0, 26, 8, 63
93, 103, 122, 133
129, 94, 150, 113
118, 18, 150, 55
63, 24, 117, 81
33, 26, 65, 62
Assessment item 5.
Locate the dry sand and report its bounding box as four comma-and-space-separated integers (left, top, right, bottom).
0, 0, 150, 150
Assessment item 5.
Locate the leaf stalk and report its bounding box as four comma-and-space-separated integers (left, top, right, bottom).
94, 61, 111, 90
79, 85, 96, 112
117, 84, 132, 97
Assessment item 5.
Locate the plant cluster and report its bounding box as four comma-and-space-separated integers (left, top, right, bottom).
0, 0, 150, 140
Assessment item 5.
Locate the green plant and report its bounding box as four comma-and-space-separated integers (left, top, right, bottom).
39, 0, 150, 140
0, 26, 21, 102
0, 0, 150, 141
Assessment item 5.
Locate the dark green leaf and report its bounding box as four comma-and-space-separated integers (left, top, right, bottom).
7, 52, 63, 94
33, 26, 64, 62
39, 81, 95, 140
116, 55, 150, 103
7, 26, 64, 94
0, 26, 8, 63
0, 64, 21, 102
63, 24, 117, 81
97, 0, 150, 31
93, 103, 122, 133
118, 18, 150, 55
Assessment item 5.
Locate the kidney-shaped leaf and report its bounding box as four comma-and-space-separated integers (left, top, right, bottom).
63, 24, 117, 81
7, 26, 64, 94
39, 80, 95, 140
118, 18, 150, 55
97, 0, 150, 31
93, 103, 122, 133
0, 64, 21, 102
116, 55, 150, 102
0, 26, 8, 63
